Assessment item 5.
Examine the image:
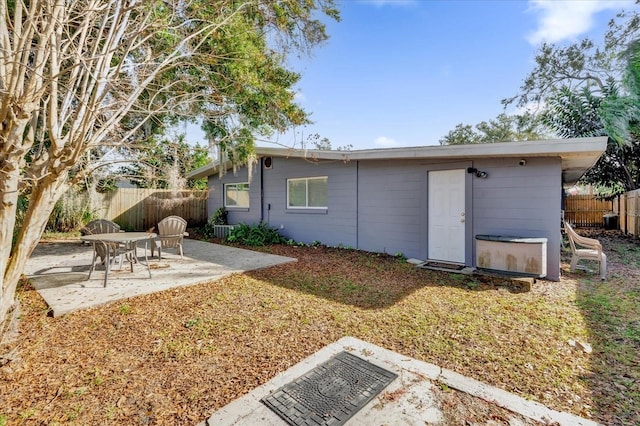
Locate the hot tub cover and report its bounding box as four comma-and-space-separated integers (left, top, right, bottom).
475, 235, 548, 244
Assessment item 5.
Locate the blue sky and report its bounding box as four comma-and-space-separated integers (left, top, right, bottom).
184, 0, 636, 150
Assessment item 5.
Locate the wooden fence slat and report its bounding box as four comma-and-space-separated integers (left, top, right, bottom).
91, 188, 208, 231
564, 194, 613, 228
631, 190, 640, 237
566, 190, 640, 238
617, 189, 640, 237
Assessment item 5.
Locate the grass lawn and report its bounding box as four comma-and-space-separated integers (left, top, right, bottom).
0, 229, 638, 425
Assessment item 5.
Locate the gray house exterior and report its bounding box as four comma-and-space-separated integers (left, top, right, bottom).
188, 137, 607, 281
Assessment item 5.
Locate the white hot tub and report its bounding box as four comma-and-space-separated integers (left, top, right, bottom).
475, 235, 548, 278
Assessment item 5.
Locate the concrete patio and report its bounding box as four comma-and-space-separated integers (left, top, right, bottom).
23, 238, 296, 317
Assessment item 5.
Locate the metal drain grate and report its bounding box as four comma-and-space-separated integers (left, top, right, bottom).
261, 351, 397, 426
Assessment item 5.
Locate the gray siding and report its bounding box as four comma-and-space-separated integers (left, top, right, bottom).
357, 160, 428, 259
205, 155, 563, 281
206, 163, 261, 224
262, 157, 357, 247
470, 157, 562, 280
261, 157, 358, 247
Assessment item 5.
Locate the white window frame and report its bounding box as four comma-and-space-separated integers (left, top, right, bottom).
287, 176, 328, 209
224, 182, 250, 208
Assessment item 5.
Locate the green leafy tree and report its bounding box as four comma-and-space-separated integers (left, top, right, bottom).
503, 4, 640, 197
300, 133, 353, 151
193, 2, 340, 166
542, 43, 640, 197
119, 136, 210, 190
600, 40, 640, 145
0, 0, 339, 336
503, 3, 640, 110
439, 113, 546, 145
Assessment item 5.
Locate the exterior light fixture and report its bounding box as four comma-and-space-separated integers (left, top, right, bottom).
467, 167, 488, 178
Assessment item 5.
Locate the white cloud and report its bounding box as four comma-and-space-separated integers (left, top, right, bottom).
358, 0, 417, 7
512, 100, 547, 116
293, 91, 306, 103
526, 0, 634, 45
374, 136, 400, 147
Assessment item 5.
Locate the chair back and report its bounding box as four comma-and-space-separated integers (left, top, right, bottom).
564, 221, 603, 252
156, 216, 187, 250
564, 221, 578, 253
84, 219, 120, 235
83, 219, 121, 262
158, 216, 187, 236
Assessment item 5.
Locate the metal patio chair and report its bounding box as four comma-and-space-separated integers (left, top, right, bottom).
151, 215, 188, 260
83, 219, 121, 263
564, 221, 607, 280
84, 219, 135, 277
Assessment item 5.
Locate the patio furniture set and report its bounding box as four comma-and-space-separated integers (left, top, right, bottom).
80, 216, 188, 287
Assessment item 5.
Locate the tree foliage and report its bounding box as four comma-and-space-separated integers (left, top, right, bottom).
542, 42, 640, 197
193, 1, 339, 165
0, 0, 338, 334
119, 136, 210, 190
503, 3, 640, 109
439, 113, 547, 145
504, 3, 640, 196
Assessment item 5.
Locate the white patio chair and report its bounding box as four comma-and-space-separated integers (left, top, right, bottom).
151, 215, 188, 260
564, 221, 607, 280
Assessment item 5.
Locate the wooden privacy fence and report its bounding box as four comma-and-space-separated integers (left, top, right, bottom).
564, 194, 614, 227
94, 188, 208, 231
615, 189, 640, 237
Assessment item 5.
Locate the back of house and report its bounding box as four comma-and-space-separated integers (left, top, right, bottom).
188, 137, 607, 281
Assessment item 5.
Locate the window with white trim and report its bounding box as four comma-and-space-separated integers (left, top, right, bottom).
287, 177, 328, 209
224, 182, 250, 208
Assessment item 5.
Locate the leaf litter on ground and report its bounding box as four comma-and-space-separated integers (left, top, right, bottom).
0, 229, 638, 425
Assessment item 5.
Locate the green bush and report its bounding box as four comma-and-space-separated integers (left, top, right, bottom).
13, 191, 96, 239
227, 222, 285, 246
46, 198, 96, 233
199, 208, 229, 239
211, 207, 228, 225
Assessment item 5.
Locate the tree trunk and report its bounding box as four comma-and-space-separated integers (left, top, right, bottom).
0, 168, 21, 333
0, 112, 31, 335
0, 168, 69, 335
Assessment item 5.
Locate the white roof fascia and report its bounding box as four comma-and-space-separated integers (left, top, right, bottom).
254, 137, 607, 161
187, 137, 608, 181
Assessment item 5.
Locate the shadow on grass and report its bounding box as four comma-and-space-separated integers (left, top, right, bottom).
245, 245, 531, 310
569, 229, 640, 425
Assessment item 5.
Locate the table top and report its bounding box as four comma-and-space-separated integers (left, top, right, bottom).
80, 232, 157, 243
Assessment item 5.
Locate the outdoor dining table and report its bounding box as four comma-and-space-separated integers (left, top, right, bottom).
80, 232, 157, 287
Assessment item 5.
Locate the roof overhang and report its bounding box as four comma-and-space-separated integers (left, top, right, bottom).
187, 137, 608, 185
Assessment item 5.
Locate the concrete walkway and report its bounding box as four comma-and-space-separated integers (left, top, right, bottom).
23, 239, 296, 317
204, 336, 600, 426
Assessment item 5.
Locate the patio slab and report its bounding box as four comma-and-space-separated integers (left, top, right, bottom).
23, 239, 296, 317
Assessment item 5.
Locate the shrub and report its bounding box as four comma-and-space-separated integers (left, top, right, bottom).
211, 207, 228, 225
47, 198, 96, 233
227, 222, 286, 246
199, 208, 229, 239
15, 190, 97, 236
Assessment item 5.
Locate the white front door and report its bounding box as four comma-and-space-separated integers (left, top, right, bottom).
428, 169, 466, 263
